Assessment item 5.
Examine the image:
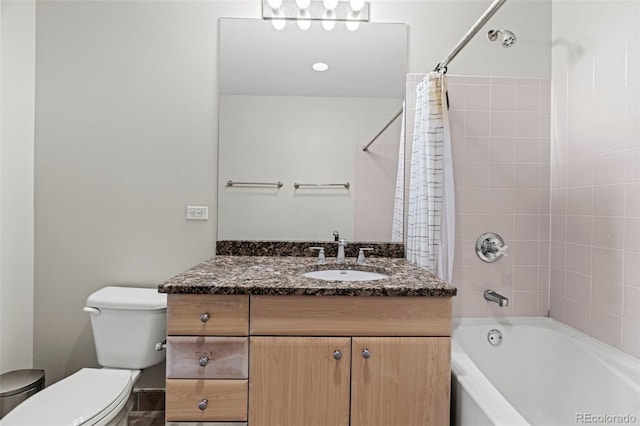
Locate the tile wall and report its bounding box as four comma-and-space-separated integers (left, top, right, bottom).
353, 116, 403, 242
406, 73, 552, 318
550, 28, 640, 357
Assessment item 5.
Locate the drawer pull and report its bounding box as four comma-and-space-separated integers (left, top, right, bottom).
362, 348, 371, 359
333, 350, 342, 360
198, 399, 208, 410
198, 356, 209, 367
200, 313, 210, 323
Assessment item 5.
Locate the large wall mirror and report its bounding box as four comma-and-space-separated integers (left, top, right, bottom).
217, 18, 407, 242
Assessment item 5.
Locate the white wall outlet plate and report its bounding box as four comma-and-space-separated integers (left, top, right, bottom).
186, 206, 208, 221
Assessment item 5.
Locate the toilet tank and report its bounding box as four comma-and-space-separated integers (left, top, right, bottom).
85, 287, 167, 369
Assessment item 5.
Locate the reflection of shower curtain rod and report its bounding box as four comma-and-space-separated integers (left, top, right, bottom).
362, 109, 403, 152
433, 0, 508, 73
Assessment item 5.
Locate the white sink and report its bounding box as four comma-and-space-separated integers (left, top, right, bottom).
302, 269, 389, 282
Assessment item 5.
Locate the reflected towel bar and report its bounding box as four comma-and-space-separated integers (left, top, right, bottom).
226, 180, 283, 188
294, 182, 350, 189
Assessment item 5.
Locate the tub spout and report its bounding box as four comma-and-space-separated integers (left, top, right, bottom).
484, 290, 509, 307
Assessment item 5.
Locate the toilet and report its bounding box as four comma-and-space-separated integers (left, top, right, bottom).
0, 286, 167, 426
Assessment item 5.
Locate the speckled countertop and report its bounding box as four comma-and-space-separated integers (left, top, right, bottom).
158, 256, 457, 297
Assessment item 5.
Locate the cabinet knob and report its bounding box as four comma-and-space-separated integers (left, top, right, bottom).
200, 313, 210, 323
198, 399, 208, 411
362, 348, 371, 359
199, 356, 209, 367
333, 350, 342, 360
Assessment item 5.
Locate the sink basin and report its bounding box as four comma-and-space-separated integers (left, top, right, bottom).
302, 269, 389, 282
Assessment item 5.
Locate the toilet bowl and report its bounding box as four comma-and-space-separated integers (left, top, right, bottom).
0, 287, 166, 426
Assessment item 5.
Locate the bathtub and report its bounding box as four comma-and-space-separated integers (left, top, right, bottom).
451, 317, 640, 426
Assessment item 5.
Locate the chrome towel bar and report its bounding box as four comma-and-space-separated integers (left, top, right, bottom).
226, 180, 283, 188
294, 182, 350, 189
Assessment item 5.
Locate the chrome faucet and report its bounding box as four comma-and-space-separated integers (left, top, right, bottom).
337, 238, 346, 264
484, 290, 509, 307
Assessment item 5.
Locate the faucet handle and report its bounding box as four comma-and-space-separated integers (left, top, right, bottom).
338, 238, 347, 246
309, 247, 326, 264
356, 248, 374, 265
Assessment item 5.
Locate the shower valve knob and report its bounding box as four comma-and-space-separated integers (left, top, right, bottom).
198, 399, 208, 410
200, 313, 210, 323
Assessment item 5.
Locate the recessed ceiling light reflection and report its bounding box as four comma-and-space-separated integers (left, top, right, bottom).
312, 62, 329, 72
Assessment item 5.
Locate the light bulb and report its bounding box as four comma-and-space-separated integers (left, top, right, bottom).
322, 9, 336, 31
349, 0, 365, 11
272, 18, 286, 30
346, 19, 360, 31
297, 10, 311, 30
322, 20, 336, 31
267, 0, 283, 9
296, 0, 311, 9
323, 0, 339, 10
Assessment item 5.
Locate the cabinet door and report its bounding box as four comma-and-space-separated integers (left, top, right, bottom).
351, 337, 451, 426
249, 336, 351, 426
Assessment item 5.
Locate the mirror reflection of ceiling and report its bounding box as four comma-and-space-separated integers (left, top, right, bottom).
219, 18, 406, 98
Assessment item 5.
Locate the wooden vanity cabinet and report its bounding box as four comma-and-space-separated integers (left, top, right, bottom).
165, 294, 452, 426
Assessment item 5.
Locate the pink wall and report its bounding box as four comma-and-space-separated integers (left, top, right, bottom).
406, 73, 552, 318
353, 115, 402, 242
550, 28, 640, 357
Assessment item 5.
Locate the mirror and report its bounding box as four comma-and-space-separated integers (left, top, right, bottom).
217, 18, 406, 242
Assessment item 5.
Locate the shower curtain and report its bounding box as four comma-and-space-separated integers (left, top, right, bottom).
406, 72, 455, 282
391, 103, 405, 243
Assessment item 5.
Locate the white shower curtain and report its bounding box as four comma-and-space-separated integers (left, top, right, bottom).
391, 102, 405, 243
406, 72, 455, 282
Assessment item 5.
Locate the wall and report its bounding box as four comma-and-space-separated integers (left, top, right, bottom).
550, 0, 640, 358
33, 0, 551, 386
354, 114, 403, 242
218, 95, 401, 242
33, 0, 257, 386
406, 73, 551, 318
0, 0, 35, 374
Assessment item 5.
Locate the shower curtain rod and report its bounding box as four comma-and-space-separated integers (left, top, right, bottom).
433, 0, 508, 73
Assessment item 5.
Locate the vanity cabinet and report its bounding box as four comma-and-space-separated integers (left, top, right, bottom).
165, 294, 452, 426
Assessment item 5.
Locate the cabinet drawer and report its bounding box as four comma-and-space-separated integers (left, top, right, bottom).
166, 379, 248, 422
167, 336, 248, 379
168, 294, 248, 336
250, 296, 452, 336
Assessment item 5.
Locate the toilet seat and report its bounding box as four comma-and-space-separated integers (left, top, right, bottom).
0, 368, 135, 426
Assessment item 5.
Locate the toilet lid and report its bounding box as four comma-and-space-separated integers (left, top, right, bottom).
1, 368, 133, 426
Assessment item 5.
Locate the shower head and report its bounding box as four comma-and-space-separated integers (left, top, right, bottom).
488, 29, 517, 48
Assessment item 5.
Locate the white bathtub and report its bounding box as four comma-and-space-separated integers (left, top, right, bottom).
451, 317, 640, 426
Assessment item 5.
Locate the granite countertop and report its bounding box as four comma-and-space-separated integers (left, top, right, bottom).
158, 256, 457, 297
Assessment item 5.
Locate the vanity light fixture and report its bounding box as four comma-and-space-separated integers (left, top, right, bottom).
262, 0, 369, 28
